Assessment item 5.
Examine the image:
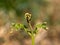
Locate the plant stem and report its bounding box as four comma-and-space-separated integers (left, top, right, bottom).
31, 33, 35, 45
28, 22, 33, 30
28, 21, 35, 45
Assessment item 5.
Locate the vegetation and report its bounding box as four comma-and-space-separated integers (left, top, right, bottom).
10, 13, 48, 45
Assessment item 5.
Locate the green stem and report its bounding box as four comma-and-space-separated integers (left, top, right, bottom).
28, 22, 33, 30
31, 33, 35, 45
28, 21, 35, 45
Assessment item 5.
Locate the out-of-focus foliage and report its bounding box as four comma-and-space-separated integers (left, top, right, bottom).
0, 0, 49, 25
0, 0, 60, 45
0, 0, 28, 16
0, 0, 48, 16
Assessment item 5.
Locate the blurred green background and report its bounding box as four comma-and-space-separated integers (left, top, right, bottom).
0, 0, 60, 45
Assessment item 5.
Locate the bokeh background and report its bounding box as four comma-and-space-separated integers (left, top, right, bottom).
0, 0, 60, 45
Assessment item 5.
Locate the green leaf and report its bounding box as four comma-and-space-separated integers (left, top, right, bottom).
19, 24, 24, 28
41, 22, 48, 30
27, 30, 32, 36
33, 30, 38, 34
35, 24, 42, 28
15, 24, 20, 29
11, 23, 29, 32
35, 22, 48, 30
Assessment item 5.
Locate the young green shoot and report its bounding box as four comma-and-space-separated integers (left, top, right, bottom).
10, 13, 48, 45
